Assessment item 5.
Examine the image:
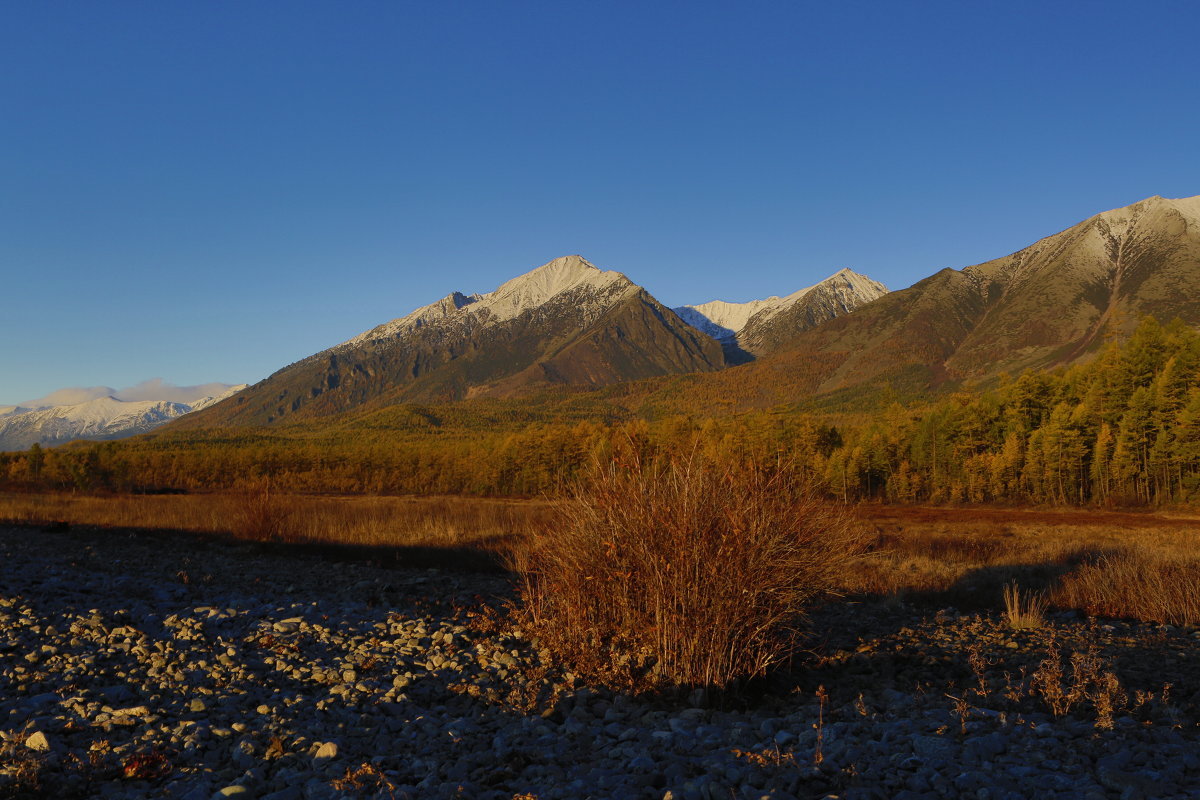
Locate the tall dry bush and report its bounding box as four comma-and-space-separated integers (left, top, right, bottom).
515, 454, 866, 691
227, 478, 294, 543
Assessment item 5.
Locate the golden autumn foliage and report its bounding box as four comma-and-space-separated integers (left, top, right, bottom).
5, 316, 1200, 509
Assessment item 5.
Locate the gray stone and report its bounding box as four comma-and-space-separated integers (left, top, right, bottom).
964, 731, 1006, 761
911, 735, 957, 761
260, 789, 302, 800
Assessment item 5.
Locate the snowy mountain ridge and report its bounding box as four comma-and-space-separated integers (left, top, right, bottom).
673, 268, 889, 356
344, 255, 632, 348
0, 385, 247, 451
674, 268, 887, 340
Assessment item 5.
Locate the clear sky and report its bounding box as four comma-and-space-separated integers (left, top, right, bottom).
4, 0, 1199, 405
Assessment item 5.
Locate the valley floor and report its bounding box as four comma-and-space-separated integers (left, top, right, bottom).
1, 522, 1198, 799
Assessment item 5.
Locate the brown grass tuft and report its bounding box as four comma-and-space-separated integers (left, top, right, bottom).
514, 454, 866, 691
330, 762, 397, 797
1002, 581, 1047, 629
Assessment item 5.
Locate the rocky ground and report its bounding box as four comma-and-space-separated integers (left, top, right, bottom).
1, 523, 1198, 800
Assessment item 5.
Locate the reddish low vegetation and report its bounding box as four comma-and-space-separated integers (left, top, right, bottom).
0, 489, 552, 558
513, 456, 866, 690
850, 504, 1200, 625
2, 489, 1197, 628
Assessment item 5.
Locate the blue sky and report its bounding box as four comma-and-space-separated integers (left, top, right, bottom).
3, 0, 1199, 404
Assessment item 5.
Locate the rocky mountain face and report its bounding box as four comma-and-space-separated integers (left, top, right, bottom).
170, 193, 1200, 429
185, 256, 727, 426
674, 269, 888, 362
756, 195, 1200, 395
0, 386, 245, 451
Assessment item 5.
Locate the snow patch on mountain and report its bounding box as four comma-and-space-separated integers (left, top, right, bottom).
480, 255, 629, 322
675, 299, 780, 340
0, 385, 247, 451
675, 268, 888, 341
187, 385, 248, 413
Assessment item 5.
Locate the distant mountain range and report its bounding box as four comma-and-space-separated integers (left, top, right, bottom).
182, 255, 884, 427
0, 386, 245, 451
14, 193, 1199, 446
179, 193, 1200, 428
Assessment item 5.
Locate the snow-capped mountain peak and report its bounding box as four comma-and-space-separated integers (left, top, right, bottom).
674, 268, 887, 342
480, 255, 630, 322
345, 255, 632, 347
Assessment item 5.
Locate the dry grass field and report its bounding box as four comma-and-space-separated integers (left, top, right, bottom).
0, 489, 552, 558
2, 491, 1197, 625
850, 505, 1200, 625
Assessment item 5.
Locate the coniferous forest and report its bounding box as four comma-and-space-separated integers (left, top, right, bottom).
5, 316, 1199, 509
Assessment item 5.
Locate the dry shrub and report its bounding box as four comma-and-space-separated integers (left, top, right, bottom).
227, 478, 293, 542
1031, 635, 1128, 729
0, 730, 47, 796
515, 455, 866, 691
120, 749, 171, 780
330, 762, 397, 797
1051, 549, 1200, 626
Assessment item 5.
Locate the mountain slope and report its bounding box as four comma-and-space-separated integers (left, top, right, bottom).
0, 386, 246, 451
185, 256, 726, 426
753, 194, 1200, 395
738, 269, 889, 357
674, 268, 888, 360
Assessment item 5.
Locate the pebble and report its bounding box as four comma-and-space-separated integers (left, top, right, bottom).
0, 523, 1197, 800
24, 730, 50, 752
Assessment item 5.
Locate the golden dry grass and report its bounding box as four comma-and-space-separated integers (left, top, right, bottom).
1002, 581, 1047, 629
0, 490, 552, 555
847, 505, 1200, 625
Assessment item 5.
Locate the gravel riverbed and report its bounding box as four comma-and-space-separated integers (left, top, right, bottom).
1, 523, 1198, 799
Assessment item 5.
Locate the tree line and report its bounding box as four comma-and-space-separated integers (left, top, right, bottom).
4, 317, 1199, 507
